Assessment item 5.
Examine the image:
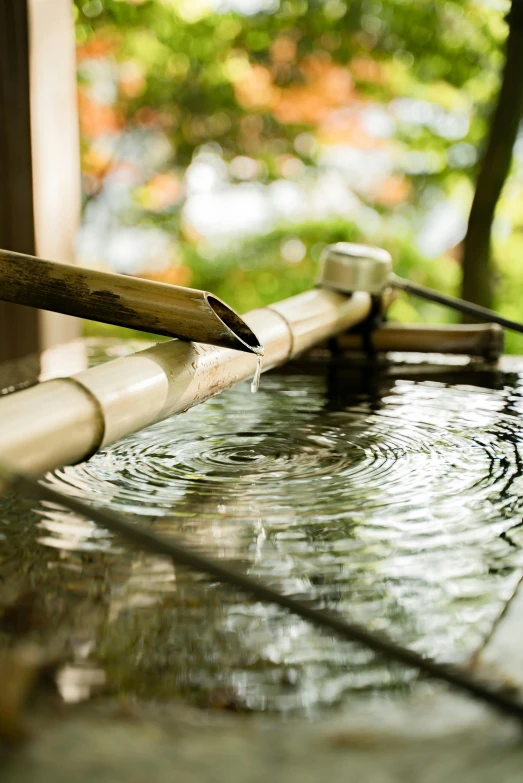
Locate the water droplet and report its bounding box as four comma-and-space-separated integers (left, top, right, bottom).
251, 353, 262, 394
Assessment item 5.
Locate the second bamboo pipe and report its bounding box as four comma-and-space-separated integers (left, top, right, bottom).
337, 323, 504, 360
0, 288, 378, 474
0, 249, 261, 354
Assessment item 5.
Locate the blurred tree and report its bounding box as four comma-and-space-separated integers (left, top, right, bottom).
74, 0, 520, 335
462, 0, 523, 309
75, 0, 504, 181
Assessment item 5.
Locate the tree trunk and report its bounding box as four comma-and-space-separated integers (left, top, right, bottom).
461, 1, 523, 310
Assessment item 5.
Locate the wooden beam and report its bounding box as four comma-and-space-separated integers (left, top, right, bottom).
0, 0, 40, 361
0, 0, 80, 362
29, 0, 81, 348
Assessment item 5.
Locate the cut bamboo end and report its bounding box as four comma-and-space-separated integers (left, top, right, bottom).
0, 249, 262, 354
204, 294, 262, 354
0, 288, 375, 474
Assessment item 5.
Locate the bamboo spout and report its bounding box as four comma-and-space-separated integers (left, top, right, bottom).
0, 249, 262, 354
0, 288, 378, 473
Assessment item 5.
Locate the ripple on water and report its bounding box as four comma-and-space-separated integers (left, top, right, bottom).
32, 370, 523, 713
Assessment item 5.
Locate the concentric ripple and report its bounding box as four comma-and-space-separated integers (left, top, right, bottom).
24, 366, 523, 713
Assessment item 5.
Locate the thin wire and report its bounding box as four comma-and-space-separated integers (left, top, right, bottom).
4, 465, 523, 724
392, 274, 523, 336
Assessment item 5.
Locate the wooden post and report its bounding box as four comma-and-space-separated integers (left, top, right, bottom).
0, 0, 80, 362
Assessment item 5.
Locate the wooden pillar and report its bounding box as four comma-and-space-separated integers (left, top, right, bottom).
0, 0, 39, 360
0, 0, 80, 362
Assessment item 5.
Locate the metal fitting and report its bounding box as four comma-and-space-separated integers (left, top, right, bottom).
317, 243, 392, 295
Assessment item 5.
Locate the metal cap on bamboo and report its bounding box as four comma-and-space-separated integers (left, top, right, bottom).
317, 243, 392, 295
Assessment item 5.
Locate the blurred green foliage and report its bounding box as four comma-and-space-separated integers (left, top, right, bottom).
74, 0, 523, 352
183, 216, 459, 317
75, 0, 505, 176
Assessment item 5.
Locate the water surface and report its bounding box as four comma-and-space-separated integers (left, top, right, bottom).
2, 349, 523, 714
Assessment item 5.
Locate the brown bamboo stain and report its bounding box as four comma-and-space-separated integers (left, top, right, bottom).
0, 250, 261, 351
0, 251, 262, 352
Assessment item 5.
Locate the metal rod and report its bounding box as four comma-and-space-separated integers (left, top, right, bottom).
3, 463, 523, 724
392, 274, 523, 336
0, 248, 262, 354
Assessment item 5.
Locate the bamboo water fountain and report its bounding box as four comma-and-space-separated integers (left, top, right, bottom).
2, 242, 523, 772
0, 245, 506, 474
0, 248, 387, 473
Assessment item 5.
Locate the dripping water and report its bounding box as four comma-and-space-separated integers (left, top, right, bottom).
251, 352, 262, 393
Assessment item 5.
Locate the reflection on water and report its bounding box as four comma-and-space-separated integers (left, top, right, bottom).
2, 349, 523, 715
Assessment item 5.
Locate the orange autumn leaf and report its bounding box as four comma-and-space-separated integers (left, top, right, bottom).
137, 266, 192, 286
270, 37, 297, 65
141, 173, 182, 211
318, 112, 383, 148
234, 65, 279, 110
78, 88, 124, 138
372, 175, 411, 206
235, 57, 355, 126
350, 57, 386, 84
77, 34, 119, 62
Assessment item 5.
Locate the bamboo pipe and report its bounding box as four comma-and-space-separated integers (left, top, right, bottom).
337, 323, 503, 360
0, 249, 261, 354
0, 288, 378, 474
